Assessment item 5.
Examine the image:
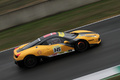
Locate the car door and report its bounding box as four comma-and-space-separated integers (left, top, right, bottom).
43, 37, 74, 57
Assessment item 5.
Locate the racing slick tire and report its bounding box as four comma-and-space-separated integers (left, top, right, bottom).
75, 40, 89, 52
24, 55, 37, 68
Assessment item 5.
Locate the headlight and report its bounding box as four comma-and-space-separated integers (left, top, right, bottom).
79, 34, 97, 37
79, 34, 86, 37
85, 35, 97, 37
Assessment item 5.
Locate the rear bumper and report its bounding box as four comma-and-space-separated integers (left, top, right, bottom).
14, 59, 23, 65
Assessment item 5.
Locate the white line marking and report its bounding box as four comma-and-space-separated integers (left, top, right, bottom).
0, 47, 15, 53
0, 14, 120, 53
73, 67, 118, 80
73, 65, 120, 80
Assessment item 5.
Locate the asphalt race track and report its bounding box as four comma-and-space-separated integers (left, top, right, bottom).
0, 15, 120, 80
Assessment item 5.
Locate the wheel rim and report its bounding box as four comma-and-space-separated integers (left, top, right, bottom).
24, 56, 37, 67
77, 41, 86, 50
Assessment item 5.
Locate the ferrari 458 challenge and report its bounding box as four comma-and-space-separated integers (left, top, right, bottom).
13, 30, 101, 68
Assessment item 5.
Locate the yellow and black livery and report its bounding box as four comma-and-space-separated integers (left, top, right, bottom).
14, 30, 101, 68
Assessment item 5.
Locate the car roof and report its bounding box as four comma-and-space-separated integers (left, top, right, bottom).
39, 32, 78, 43
39, 32, 72, 41
39, 32, 58, 41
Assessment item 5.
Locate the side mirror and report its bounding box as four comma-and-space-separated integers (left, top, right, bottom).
64, 40, 70, 44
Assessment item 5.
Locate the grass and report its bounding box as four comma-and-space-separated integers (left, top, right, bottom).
0, 0, 120, 51
0, 0, 47, 15
102, 73, 120, 80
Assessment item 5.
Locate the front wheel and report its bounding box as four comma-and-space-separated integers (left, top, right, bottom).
75, 40, 89, 52
24, 55, 37, 68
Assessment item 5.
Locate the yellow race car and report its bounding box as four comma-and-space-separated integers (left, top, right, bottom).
13, 30, 101, 68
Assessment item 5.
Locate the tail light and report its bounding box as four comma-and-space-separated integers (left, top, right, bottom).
15, 53, 21, 58
16, 53, 21, 57
15, 47, 18, 50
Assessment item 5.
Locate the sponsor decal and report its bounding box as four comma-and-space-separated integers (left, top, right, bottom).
43, 32, 56, 38
37, 50, 42, 55
52, 32, 56, 35
52, 53, 57, 56
48, 49, 75, 57
88, 39, 94, 41
43, 34, 51, 38
58, 32, 65, 37
68, 49, 73, 52
38, 38, 41, 41
58, 52, 64, 54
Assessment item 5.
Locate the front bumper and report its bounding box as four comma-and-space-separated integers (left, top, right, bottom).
88, 37, 101, 45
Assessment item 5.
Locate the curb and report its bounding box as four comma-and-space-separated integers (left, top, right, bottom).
73, 65, 120, 80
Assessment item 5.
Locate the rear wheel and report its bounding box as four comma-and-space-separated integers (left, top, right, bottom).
24, 55, 37, 68
75, 40, 89, 52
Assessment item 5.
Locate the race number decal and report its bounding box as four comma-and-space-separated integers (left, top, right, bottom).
53, 46, 61, 53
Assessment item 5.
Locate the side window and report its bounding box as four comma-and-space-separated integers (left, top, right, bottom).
47, 38, 62, 45
41, 41, 48, 45
60, 38, 68, 43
